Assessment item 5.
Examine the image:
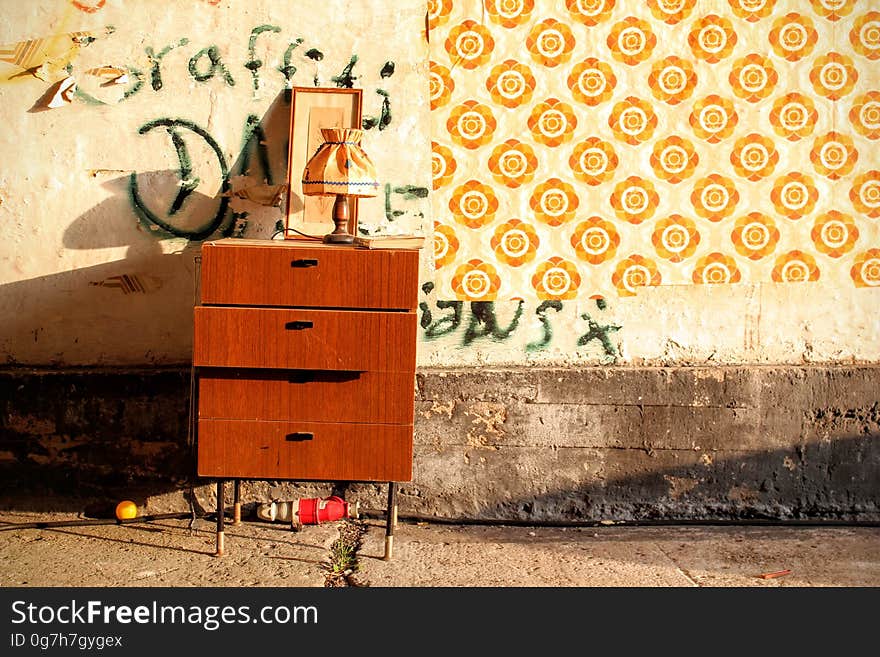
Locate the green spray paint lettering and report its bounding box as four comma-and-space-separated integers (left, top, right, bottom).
577, 297, 620, 361
239, 114, 274, 184
380, 61, 395, 78
393, 185, 429, 200
245, 25, 282, 92
188, 45, 235, 86
419, 285, 465, 338
331, 55, 359, 88
129, 118, 230, 240
363, 88, 392, 131
277, 38, 305, 89
145, 38, 189, 91
463, 301, 525, 345
526, 300, 563, 352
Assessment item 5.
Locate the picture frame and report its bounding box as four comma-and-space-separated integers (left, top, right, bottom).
285, 86, 363, 240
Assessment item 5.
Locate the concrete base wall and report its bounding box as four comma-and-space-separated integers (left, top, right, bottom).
1, 366, 877, 521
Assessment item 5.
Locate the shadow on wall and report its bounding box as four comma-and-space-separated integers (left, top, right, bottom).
407, 428, 880, 523
2, 90, 292, 367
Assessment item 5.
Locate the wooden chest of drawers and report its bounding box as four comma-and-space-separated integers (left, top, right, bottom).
192, 238, 419, 555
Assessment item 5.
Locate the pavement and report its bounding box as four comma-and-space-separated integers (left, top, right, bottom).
1, 502, 879, 588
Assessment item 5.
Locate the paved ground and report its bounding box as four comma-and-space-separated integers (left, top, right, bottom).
1, 505, 878, 587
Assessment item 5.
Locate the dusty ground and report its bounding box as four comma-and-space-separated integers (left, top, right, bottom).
1, 505, 878, 587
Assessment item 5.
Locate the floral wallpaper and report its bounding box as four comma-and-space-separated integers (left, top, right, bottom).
428, 0, 880, 301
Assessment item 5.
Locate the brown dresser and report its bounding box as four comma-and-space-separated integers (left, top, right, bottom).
192, 238, 419, 557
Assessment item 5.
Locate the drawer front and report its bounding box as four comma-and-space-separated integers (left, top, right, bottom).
193, 307, 417, 371
197, 419, 413, 481
200, 242, 420, 310
198, 369, 415, 424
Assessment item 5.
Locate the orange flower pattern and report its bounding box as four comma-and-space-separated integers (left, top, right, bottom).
850, 249, 880, 288
771, 172, 819, 220
526, 18, 575, 68
810, 52, 858, 100
427, 0, 453, 31
610, 176, 660, 224
445, 20, 495, 69
491, 219, 539, 267
531, 257, 582, 300
849, 92, 880, 140
433, 222, 460, 269
771, 250, 820, 283
728, 0, 777, 23
449, 180, 498, 228
731, 212, 780, 260
607, 16, 657, 66
652, 214, 700, 262
850, 171, 880, 218
730, 133, 779, 181
487, 139, 538, 188
648, 0, 696, 25
486, 59, 536, 109
691, 174, 739, 223
609, 96, 658, 145
729, 54, 778, 103
612, 254, 662, 297
692, 252, 742, 285
429, 61, 454, 110
689, 95, 738, 143
484, 0, 534, 29
431, 141, 457, 190
688, 14, 737, 63
451, 259, 502, 300
809, 0, 855, 23
568, 58, 615, 107
447, 100, 496, 150
769, 13, 819, 61
769, 92, 818, 141
566, 0, 616, 27
849, 11, 880, 60
530, 178, 579, 227
650, 135, 699, 184
810, 131, 858, 180
571, 216, 620, 265
429, 2, 879, 298
649, 56, 698, 105
811, 210, 859, 258
527, 97, 577, 147
569, 137, 618, 186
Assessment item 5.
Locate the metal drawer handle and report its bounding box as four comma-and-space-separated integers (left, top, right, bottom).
285, 320, 313, 331
291, 258, 318, 268
285, 432, 314, 442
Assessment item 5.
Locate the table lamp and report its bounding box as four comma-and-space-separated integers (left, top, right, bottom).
301, 127, 380, 244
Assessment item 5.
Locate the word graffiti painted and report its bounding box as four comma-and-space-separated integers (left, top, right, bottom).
419, 285, 621, 360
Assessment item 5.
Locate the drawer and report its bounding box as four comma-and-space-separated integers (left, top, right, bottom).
197, 419, 413, 481
199, 241, 420, 310
193, 307, 417, 371
198, 369, 415, 424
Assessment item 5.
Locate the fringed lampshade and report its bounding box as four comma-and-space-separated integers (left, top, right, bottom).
301, 128, 380, 244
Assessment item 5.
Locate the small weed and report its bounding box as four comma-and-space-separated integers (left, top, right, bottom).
324, 519, 368, 587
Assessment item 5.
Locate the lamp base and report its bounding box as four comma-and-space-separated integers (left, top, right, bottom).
322, 194, 355, 245
322, 233, 355, 245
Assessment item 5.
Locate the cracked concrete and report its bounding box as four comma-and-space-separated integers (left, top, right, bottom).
3, 504, 877, 587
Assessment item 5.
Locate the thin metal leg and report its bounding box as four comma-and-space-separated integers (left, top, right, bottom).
384, 482, 396, 561
216, 480, 225, 557
233, 479, 241, 525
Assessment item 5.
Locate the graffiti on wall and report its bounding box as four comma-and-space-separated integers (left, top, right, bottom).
419, 285, 621, 360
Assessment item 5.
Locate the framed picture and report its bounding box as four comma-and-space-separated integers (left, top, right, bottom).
285, 87, 363, 239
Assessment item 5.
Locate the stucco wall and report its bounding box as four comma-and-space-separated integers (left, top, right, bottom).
0, 0, 431, 366
0, 0, 878, 370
